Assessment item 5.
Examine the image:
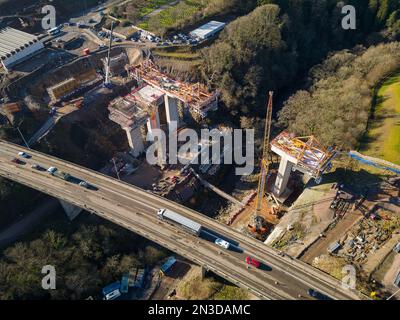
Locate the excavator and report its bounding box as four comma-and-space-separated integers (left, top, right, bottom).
248, 91, 279, 239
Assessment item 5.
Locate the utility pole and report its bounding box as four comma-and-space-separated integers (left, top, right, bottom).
16, 126, 30, 149
112, 157, 121, 180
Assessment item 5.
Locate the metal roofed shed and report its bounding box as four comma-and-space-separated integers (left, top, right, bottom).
190, 21, 226, 40
0, 27, 44, 72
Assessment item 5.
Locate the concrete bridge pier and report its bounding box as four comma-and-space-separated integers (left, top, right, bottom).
59, 200, 82, 221
273, 155, 293, 197
200, 265, 209, 280
125, 126, 145, 157
147, 107, 166, 167
165, 95, 179, 133
147, 107, 161, 139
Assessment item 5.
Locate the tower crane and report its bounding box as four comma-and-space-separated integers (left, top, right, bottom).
248, 91, 275, 238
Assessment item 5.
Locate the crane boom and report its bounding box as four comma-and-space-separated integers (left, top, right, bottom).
255, 91, 274, 214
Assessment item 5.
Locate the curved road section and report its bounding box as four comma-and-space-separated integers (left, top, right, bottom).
0, 140, 362, 300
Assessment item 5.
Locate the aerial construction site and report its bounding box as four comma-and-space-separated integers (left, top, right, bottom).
0, 0, 399, 303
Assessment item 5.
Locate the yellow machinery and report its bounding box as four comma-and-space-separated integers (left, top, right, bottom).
248, 91, 274, 238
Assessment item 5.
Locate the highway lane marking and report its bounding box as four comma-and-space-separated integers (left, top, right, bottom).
0, 150, 323, 299
0, 142, 360, 299
0, 166, 286, 300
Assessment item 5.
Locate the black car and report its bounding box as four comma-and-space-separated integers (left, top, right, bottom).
308, 289, 333, 300
11, 158, 26, 165
31, 164, 46, 171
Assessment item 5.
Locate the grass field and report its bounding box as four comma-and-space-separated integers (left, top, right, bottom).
153, 49, 200, 60
138, 0, 208, 32
139, 0, 177, 18
360, 73, 400, 165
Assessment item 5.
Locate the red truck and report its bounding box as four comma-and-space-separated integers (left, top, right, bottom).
83, 48, 90, 55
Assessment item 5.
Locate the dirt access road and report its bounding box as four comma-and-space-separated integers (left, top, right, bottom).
300, 209, 362, 264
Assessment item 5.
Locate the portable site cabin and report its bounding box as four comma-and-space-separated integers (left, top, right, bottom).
160, 256, 177, 275
120, 273, 129, 294
328, 242, 341, 254
102, 281, 121, 300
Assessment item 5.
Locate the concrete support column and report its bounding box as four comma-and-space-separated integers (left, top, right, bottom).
59, 200, 82, 221
273, 155, 293, 197
125, 126, 144, 157
164, 95, 179, 133
146, 107, 161, 139
146, 107, 166, 167
200, 265, 208, 280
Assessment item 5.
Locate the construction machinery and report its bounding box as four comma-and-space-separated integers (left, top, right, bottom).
248, 92, 275, 239
104, 21, 114, 87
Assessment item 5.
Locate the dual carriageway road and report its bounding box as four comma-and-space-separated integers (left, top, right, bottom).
0, 140, 362, 300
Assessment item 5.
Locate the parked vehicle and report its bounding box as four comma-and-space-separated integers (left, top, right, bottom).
18, 152, 31, 158
11, 158, 25, 165
307, 288, 333, 300
215, 238, 230, 249
157, 208, 202, 236
245, 256, 260, 268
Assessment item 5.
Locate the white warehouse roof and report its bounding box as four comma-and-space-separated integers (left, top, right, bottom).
0, 27, 41, 61
190, 21, 226, 40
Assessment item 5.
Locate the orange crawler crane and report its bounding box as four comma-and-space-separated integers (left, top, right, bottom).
248, 91, 274, 239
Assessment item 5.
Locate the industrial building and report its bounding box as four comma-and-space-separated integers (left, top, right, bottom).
189, 21, 226, 40
0, 27, 44, 72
